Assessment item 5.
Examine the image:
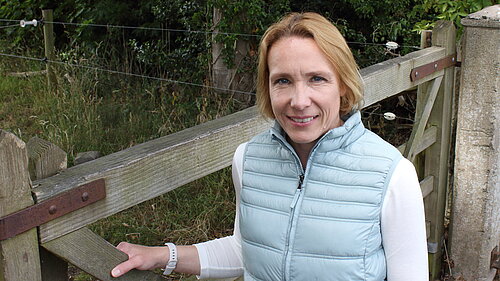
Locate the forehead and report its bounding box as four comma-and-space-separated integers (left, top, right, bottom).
267, 36, 335, 75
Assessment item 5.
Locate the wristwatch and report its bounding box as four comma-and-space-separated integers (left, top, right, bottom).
163, 243, 178, 275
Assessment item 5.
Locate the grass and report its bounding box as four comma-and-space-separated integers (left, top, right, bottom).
0, 57, 239, 280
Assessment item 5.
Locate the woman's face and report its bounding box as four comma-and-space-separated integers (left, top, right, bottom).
268, 36, 345, 150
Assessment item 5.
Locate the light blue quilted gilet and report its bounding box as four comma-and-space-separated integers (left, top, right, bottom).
240, 111, 402, 281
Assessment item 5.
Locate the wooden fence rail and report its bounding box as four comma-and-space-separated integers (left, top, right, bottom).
0, 21, 456, 280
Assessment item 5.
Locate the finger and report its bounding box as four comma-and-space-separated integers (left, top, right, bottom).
111, 257, 141, 278
116, 241, 132, 253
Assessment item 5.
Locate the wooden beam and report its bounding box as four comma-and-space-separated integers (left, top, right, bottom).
404, 75, 443, 161
27, 136, 69, 281
398, 126, 438, 155
425, 20, 456, 279
42, 9, 57, 92
0, 130, 42, 281
27, 136, 67, 181
420, 176, 434, 199
33, 106, 271, 243
361, 46, 446, 108
42, 228, 164, 281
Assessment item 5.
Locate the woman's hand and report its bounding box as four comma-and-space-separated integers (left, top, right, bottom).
111, 242, 169, 277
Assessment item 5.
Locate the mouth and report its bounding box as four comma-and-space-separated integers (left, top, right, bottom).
288, 115, 318, 124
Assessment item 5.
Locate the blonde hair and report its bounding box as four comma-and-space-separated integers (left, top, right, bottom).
256, 12, 363, 118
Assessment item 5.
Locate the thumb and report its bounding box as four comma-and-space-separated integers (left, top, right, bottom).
111, 258, 137, 278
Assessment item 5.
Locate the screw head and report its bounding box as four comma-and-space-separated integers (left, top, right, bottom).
49, 205, 57, 215
82, 192, 89, 202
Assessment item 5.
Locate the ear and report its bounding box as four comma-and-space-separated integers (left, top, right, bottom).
339, 82, 347, 97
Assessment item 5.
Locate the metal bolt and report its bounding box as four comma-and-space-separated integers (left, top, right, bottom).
49, 205, 57, 215
434, 63, 438, 69
415, 72, 419, 76
81, 192, 89, 202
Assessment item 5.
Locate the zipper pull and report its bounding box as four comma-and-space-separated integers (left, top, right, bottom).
290, 175, 304, 209
297, 174, 304, 190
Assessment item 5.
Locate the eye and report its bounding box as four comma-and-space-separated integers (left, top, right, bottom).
311, 76, 326, 83
274, 78, 290, 85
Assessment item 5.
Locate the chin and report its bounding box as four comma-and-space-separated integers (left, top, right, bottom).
289, 136, 316, 145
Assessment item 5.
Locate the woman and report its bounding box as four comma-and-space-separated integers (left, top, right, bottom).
111, 12, 428, 280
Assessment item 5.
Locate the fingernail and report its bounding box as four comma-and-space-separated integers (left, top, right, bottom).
112, 268, 121, 277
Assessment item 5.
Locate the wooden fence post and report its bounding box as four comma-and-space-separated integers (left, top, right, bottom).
450, 5, 500, 280
27, 137, 68, 281
0, 130, 42, 281
425, 20, 456, 279
42, 9, 57, 92
409, 22, 456, 279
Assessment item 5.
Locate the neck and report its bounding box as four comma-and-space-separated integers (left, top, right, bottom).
289, 139, 316, 169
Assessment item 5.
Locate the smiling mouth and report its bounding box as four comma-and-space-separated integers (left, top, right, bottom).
289, 116, 317, 123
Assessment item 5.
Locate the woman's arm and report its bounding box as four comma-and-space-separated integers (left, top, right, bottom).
194, 142, 246, 278
111, 243, 200, 277
382, 158, 429, 281
111, 143, 247, 279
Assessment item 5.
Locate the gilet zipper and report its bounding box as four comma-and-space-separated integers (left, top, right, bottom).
282, 174, 304, 281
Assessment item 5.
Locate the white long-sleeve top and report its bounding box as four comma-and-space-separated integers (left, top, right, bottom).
195, 143, 429, 280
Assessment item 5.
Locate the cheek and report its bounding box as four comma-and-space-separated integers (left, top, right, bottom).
269, 92, 284, 111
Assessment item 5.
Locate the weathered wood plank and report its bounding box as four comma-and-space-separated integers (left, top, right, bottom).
42, 228, 164, 281
424, 20, 456, 279
420, 176, 434, 199
33, 106, 272, 243
27, 136, 67, 181
0, 130, 42, 281
404, 75, 444, 161
397, 126, 437, 155
361, 46, 446, 108
27, 137, 68, 281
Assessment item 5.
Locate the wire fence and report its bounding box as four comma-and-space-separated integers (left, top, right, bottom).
0, 24, 19, 29
0, 52, 256, 96
0, 16, 419, 121
1, 17, 421, 49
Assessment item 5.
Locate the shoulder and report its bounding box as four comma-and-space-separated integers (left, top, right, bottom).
248, 129, 273, 144
347, 128, 402, 162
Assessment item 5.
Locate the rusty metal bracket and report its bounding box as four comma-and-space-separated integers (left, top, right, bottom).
0, 179, 106, 241
410, 54, 457, 81
492, 245, 500, 269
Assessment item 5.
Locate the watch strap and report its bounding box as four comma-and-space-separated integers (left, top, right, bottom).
163, 243, 177, 275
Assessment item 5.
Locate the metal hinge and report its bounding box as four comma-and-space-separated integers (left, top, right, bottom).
410, 54, 457, 81
0, 179, 106, 241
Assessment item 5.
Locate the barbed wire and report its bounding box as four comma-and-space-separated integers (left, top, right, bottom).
0, 52, 256, 96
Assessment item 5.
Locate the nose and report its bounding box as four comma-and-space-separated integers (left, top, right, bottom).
290, 83, 311, 110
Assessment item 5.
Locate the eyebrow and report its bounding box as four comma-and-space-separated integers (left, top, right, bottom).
269, 70, 333, 80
